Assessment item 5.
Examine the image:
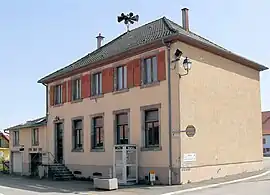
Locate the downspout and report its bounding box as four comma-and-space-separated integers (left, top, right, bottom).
42, 83, 48, 154
162, 39, 173, 185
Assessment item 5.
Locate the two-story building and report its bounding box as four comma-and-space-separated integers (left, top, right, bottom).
0, 132, 9, 161
5, 8, 267, 184
5, 117, 46, 175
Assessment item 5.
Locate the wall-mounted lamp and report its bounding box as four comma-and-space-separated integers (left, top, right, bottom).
180, 57, 192, 77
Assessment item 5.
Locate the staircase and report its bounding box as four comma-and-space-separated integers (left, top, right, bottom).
43, 152, 74, 181
48, 163, 74, 180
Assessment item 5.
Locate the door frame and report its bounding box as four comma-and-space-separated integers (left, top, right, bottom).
54, 120, 64, 164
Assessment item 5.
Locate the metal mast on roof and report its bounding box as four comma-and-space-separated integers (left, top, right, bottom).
117, 12, 139, 31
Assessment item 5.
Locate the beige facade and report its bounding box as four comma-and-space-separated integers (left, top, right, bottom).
9, 125, 46, 175
42, 41, 263, 184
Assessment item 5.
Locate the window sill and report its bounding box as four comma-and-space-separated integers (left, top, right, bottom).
32, 144, 39, 147
71, 99, 83, 104
140, 146, 162, 151
90, 94, 104, 100
112, 88, 129, 95
140, 81, 160, 89
91, 148, 105, 152
52, 103, 63, 107
71, 148, 84, 152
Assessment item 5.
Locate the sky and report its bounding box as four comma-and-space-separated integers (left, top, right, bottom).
0, 0, 269, 130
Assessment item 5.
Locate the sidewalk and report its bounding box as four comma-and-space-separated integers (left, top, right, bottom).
0, 164, 269, 195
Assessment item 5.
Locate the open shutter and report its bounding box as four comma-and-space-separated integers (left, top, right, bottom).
81, 74, 90, 99
102, 67, 114, 94
127, 61, 134, 88
133, 59, 141, 86
157, 50, 166, 81
113, 67, 117, 91
49, 85, 54, 106
67, 80, 72, 102
62, 82, 67, 103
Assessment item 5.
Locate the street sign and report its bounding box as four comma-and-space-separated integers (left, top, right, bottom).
186, 125, 196, 137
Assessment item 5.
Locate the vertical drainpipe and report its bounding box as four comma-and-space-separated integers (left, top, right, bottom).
162, 39, 173, 185
42, 83, 48, 154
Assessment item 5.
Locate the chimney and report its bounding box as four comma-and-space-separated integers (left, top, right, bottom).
182, 8, 189, 31
96, 33, 104, 49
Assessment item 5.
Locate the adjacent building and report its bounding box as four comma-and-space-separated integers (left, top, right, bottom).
262, 111, 270, 156
4, 8, 268, 184
0, 132, 9, 161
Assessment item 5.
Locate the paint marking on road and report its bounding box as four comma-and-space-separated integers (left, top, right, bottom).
0, 185, 37, 194
162, 170, 270, 195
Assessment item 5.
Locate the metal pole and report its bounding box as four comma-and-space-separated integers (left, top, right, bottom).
166, 44, 173, 186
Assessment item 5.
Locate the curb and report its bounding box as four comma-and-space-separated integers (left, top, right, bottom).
162, 170, 270, 195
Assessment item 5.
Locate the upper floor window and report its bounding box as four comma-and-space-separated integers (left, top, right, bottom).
116, 65, 127, 90
72, 119, 83, 151
13, 131, 19, 146
72, 78, 81, 101
142, 56, 158, 85
263, 138, 266, 144
144, 108, 160, 148
91, 116, 104, 150
92, 72, 102, 96
54, 84, 62, 105
32, 128, 39, 146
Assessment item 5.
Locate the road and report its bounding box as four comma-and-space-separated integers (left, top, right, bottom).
182, 173, 270, 195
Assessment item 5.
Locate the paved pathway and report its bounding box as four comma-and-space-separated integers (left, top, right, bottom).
0, 158, 269, 195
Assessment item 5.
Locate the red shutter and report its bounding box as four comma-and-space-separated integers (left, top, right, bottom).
82, 74, 90, 98
133, 59, 141, 86
157, 50, 166, 81
102, 68, 113, 94
127, 60, 134, 88
49, 85, 54, 106
67, 80, 72, 102
62, 82, 67, 103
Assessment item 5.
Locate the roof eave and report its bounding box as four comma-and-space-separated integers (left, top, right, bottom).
175, 34, 268, 71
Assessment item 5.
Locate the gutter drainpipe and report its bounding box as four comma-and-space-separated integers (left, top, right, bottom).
162, 39, 173, 185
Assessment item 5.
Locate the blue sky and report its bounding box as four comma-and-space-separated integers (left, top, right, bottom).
0, 0, 269, 130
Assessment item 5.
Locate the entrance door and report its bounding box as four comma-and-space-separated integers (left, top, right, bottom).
12, 152, 22, 173
55, 122, 63, 164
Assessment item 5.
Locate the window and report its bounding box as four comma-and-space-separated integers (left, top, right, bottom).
143, 56, 158, 84
91, 116, 104, 149
72, 119, 83, 150
116, 66, 127, 90
54, 84, 62, 105
92, 72, 102, 96
144, 109, 159, 148
32, 128, 39, 146
115, 113, 129, 144
13, 131, 19, 146
72, 79, 81, 101
263, 138, 266, 144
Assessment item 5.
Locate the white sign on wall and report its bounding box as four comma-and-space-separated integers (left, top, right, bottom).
183, 153, 196, 162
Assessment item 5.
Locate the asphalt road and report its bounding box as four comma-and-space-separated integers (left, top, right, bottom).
182, 173, 270, 195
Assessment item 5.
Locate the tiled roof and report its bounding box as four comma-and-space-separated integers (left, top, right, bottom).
3, 116, 47, 131
38, 17, 268, 84
263, 111, 270, 134
0, 133, 9, 142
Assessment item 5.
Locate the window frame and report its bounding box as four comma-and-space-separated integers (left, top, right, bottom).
32, 128, 39, 146
140, 104, 161, 151
113, 109, 130, 145
13, 130, 20, 146
142, 55, 158, 85
91, 113, 105, 151
91, 72, 102, 96
115, 65, 127, 91
71, 117, 84, 152
72, 78, 82, 101
54, 84, 62, 105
